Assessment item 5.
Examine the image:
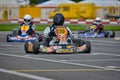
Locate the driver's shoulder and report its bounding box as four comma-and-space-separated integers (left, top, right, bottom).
20, 23, 24, 26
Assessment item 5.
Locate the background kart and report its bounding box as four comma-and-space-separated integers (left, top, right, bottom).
6, 25, 41, 42
78, 25, 115, 38
24, 26, 91, 54
78, 31, 115, 38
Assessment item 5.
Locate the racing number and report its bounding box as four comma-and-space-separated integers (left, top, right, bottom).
55, 26, 68, 41
56, 27, 67, 35
57, 28, 65, 34
21, 25, 29, 31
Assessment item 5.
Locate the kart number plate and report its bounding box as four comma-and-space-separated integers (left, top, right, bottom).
57, 49, 73, 53
21, 25, 29, 31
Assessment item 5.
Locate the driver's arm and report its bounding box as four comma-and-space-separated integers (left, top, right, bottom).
31, 24, 36, 31
66, 26, 73, 38
44, 27, 50, 38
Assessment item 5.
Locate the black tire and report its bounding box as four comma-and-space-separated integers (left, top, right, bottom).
84, 41, 91, 53
104, 32, 109, 38
6, 34, 12, 42
33, 42, 40, 54
110, 31, 115, 38
24, 42, 33, 53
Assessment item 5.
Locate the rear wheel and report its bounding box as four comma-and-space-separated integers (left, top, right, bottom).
73, 39, 91, 53
110, 31, 115, 38
84, 41, 91, 53
33, 42, 40, 54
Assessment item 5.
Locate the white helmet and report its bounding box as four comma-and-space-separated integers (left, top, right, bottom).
24, 14, 32, 24
95, 17, 101, 24
95, 17, 101, 21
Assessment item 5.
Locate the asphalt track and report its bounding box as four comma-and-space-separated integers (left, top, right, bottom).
0, 31, 120, 80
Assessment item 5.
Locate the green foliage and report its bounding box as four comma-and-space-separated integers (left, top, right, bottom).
0, 24, 120, 31
0, 24, 19, 31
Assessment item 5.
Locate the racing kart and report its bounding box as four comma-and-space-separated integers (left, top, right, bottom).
6, 25, 41, 42
24, 26, 91, 54
78, 25, 115, 38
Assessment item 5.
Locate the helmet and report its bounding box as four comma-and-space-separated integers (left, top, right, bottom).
53, 13, 65, 26
95, 17, 101, 24
24, 14, 32, 24
95, 17, 101, 21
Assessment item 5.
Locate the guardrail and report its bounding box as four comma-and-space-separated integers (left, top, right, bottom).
0, 19, 120, 25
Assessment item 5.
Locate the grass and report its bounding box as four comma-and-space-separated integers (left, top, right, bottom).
0, 23, 120, 31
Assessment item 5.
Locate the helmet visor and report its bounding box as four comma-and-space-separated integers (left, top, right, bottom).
24, 19, 31, 22
96, 20, 101, 22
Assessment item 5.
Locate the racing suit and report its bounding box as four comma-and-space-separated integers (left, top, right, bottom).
43, 24, 73, 46
18, 22, 36, 35
92, 23, 104, 33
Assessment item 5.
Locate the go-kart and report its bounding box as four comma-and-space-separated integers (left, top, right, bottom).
78, 25, 115, 38
6, 25, 41, 42
24, 26, 91, 54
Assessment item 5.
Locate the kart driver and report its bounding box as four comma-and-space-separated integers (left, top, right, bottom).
86, 17, 104, 37
93, 17, 104, 33
43, 13, 73, 46
18, 14, 36, 35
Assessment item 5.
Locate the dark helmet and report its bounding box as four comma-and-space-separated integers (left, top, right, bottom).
53, 13, 65, 26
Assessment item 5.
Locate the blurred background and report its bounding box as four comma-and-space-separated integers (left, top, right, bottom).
0, 0, 120, 20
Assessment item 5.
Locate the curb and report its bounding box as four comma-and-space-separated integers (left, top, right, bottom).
1, 19, 120, 25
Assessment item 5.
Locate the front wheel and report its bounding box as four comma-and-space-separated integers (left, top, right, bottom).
6, 34, 12, 42
24, 42, 33, 53
33, 42, 40, 54
104, 32, 109, 38
12, 29, 18, 36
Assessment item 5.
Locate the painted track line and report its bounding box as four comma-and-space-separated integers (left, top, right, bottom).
95, 52, 120, 56
14, 68, 111, 72
24, 52, 120, 57
90, 40, 120, 43
61, 59, 120, 62
0, 68, 54, 80
92, 43, 120, 46
0, 52, 120, 72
